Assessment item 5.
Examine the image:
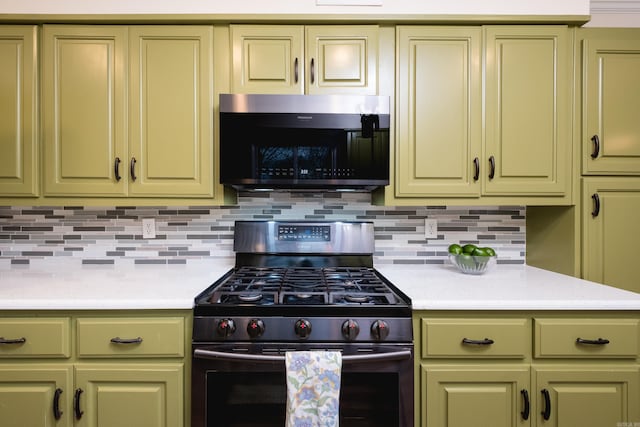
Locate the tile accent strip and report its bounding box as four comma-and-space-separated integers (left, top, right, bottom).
0, 193, 525, 266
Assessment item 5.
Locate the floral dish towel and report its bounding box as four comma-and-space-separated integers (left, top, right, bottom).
285, 351, 342, 427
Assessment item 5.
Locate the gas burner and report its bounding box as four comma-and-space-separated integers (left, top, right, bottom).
238, 293, 263, 302
344, 294, 370, 303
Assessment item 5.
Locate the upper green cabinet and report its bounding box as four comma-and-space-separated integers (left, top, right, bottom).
582, 177, 640, 294
230, 25, 378, 94
580, 29, 640, 175
0, 26, 38, 197
396, 26, 482, 198
42, 25, 214, 199
392, 25, 571, 205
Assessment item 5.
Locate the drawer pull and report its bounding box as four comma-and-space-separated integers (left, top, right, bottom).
520, 389, 530, 420
576, 337, 610, 345
110, 336, 143, 344
53, 388, 63, 420
0, 337, 26, 344
488, 155, 496, 180
462, 337, 494, 346
74, 388, 84, 420
541, 389, 551, 420
590, 134, 600, 159
473, 157, 480, 181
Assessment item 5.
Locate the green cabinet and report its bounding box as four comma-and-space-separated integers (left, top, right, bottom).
415, 312, 640, 427
42, 25, 214, 200
230, 25, 378, 94
582, 177, 640, 294
0, 25, 38, 197
580, 29, 640, 175
0, 312, 189, 427
392, 25, 571, 205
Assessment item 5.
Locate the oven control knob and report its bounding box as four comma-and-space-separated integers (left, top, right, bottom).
294, 319, 312, 339
371, 320, 390, 341
246, 318, 265, 338
216, 318, 236, 338
341, 319, 360, 341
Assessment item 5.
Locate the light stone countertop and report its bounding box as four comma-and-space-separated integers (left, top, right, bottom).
1, 261, 639, 311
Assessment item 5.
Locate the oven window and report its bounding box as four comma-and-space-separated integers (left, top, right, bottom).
205, 371, 399, 427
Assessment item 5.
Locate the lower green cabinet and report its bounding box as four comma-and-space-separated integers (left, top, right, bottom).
0, 366, 72, 427
75, 364, 182, 427
533, 367, 640, 427
422, 365, 530, 427
415, 312, 640, 427
0, 312, 190, 427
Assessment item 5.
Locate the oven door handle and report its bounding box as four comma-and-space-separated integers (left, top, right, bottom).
193, 349, 412, 364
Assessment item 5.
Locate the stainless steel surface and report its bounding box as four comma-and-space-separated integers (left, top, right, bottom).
193, 316, 413, 342
220, 93, 390, 115
193, 348, 412, 363
233, 221, 375, 254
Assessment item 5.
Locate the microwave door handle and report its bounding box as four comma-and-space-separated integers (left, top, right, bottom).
193, 348, 411, 364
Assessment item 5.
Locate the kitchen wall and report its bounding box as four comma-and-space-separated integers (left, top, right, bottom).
0, 192, 525, 267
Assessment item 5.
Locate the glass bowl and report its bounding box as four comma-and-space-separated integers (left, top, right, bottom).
449, 253, 496, 275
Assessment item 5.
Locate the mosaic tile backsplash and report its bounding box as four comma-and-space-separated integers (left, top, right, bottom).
0, 192, 525, 266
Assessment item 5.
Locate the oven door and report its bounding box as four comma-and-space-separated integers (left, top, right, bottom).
191, 343, 413, 427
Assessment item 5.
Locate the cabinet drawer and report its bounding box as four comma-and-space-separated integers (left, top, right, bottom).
534, 318, 639, 358
421, 318, 530, 359
77, 317, 184, 358
0, 318, 71, 358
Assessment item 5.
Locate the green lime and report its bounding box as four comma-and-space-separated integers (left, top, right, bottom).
483, 247, 496, 257
472, 247, 489, 257
448, 244, 462, 255
462, 244, 477, 255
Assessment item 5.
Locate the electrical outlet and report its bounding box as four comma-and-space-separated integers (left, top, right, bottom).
424, 219, 437, 239
142, 218, 156, 239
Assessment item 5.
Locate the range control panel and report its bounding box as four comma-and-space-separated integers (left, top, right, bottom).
277, 224, 331, 242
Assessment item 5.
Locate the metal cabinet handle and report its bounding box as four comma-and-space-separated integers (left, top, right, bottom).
73, 388, 84, 420
110, 336, 143, 344
521, 389, 530, 420
488, 155, 496, 179
294, 57, 299, 83
310, 58, 315, 84
114, 157, 122, 181
473, 157, 480, 181
0, 337, 26, 344
591, 135, 600, 159
591, 193, 600, 217
576, 337, 610, 345
461, 337, 494, 345
541, 389, 551, 420
53, 388, 63, 420
130, 157, 137, 181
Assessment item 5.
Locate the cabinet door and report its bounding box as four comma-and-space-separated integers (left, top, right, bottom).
395, 26, 482, 198
0, 365, 72, 427
582, 177, 640, 293
305, 25, 378, 95
128, 26, 213, 197
42, 25, 127, 196
582, 31, 640, 175
484, 26, 570, 196
422, 365, 530, 427
533, 366, 640, 427
74, 364, 182, 427
231, 25, 304, 94
0, 25, 38, 197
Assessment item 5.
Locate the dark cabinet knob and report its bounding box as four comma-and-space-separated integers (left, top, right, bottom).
341, 319, 360, 341
246, 318, 265, 338
294, 319, 312, 339
216, 318, 236, 338
370, 320, 390, 341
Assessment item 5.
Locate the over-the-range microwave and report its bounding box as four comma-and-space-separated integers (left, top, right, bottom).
219, 93, 390, 191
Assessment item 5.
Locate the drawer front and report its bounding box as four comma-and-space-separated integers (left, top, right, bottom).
0, 318, 71, 358
421, 318, 530, 359
534, 318, 640, 358
77, 317, 184, 358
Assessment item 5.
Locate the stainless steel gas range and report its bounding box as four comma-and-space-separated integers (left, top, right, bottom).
191, 221, 413, 427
